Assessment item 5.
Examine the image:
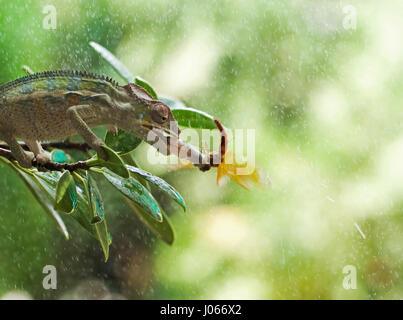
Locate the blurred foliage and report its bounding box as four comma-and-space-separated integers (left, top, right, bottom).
0, 0, 403, 299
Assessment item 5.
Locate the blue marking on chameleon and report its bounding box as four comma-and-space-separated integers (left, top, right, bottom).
137, 111, 147, 119
20, 81, 33, 94
51, 149, 68, 163
67, 76, 82, 91
46, 77, 57, 91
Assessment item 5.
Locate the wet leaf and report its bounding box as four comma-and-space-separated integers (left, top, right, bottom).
25, 177, 70, 240
0, 158, 69, 239
100, 169, 163, 222
126, 165, 186, 211
171, 107, 217, 129
105, 129, 142, 154
120, 153, 151, 190
94, 220, 110, 262
88, 173, 105, 224
126, 201, 175, 245
87, 144, 130, 178
25, 178, 69, 239
74, 172, 110, 261
54, 170, 77, 213
159, 97, 217, 129
135, 76, 158, 99
70, 184, 98, 239
34, 171, 61, 194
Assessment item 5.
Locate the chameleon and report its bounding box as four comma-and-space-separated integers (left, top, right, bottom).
0, 70, 223, 170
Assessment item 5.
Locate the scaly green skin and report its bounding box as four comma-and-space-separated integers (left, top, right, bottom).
0, 70, 180, 168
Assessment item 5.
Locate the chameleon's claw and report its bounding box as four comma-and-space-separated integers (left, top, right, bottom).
97, 149, 109, 161
96, 143, 109, 161
35, 152, 51, 166
18, 151, 35, 168
106, 125, 118, 134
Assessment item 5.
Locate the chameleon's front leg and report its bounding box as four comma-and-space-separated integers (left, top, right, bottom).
0, 131, 34, 168
66, 105, 108, 160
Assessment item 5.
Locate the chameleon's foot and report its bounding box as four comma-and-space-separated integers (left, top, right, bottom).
35, 152, 51, 166
18, 151, 35, 168
94, 141, 109, 161
106, 125, 118, 134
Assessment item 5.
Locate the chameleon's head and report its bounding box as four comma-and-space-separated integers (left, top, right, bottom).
121, 83, 180, 140
149, 102, 178, 133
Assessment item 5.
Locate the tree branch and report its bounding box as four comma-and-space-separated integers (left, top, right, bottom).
0, 141, 92, 152
0, 147, 89, 172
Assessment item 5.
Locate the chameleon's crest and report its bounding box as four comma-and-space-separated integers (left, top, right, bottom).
0, 70, 120, 93
122, 83, 156, 107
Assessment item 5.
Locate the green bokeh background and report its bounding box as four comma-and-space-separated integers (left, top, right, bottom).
0, 0, 402, 299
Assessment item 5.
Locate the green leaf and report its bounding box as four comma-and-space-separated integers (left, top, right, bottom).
88, 173, 105, 224
100, 169, 163, 222
34, 171, 61, 195
89, 41, 134, 83
0, 157, 110, 259
134, 76, 158, 99
120, 153, 151, 191
171, 107, 217, 129
25, 177, 69, 240
74, 172, 110, 261
159, 97, 217, 129
54, 171, 77, 213
126, 200, 175, 245
105, 129, 142, 154
126, 165, 186, 211
94, 220, 110, 262
87, 144, 130, 178
35, 171, 99, 239
25, 176, 69, 240
37, 170, 110, 260
70, 184, 98, 238
0, 158, 69, 239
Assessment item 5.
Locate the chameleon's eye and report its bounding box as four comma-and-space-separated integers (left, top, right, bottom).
151, 103, 170, 124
